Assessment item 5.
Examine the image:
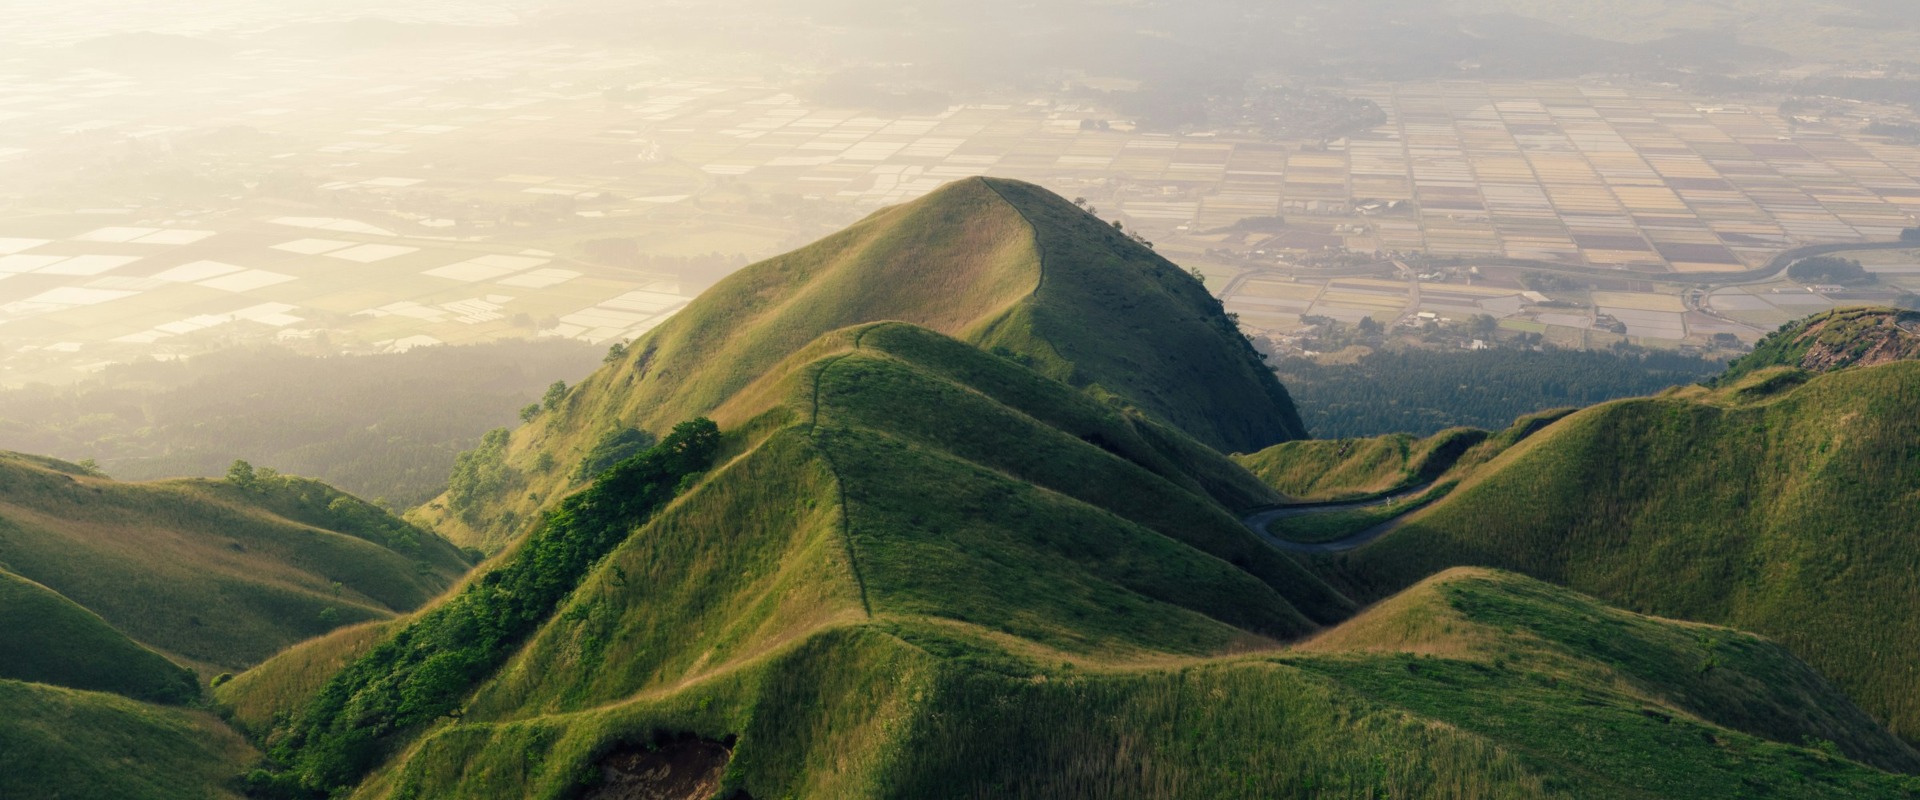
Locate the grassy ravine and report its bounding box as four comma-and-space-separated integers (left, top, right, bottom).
417, 177, 1304, 552
1267, 486, 1450, 544
0, 453, 469, 673
1235, 427, 1486, 502
217, 620, 398, 736
1323, 360, 1920, 744
1717, 306, 1920, 385
1237, 408, 1574, 505
0, 679, 254, 800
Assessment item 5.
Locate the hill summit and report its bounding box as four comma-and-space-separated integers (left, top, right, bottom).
1717, 306, 1920, 385
423, 177, 1306, 551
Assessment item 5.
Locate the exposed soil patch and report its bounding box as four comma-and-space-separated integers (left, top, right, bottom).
581, 735, 740, 800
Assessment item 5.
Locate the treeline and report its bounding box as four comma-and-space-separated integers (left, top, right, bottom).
1277, 347, 1724, 439
0, 341, 603, 509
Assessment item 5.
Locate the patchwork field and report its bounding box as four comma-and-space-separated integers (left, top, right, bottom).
5, 11, 1920, 378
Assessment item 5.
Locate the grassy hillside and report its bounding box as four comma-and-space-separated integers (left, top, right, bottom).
416, 177, 1304, 552
1717, 307, 1920, 386
1235, 427, 1488, 502
1298, 569, 1920, 777
216, 620, 397, 736
1322, 361, 1920, 744
250, 320, 1343, 796
233, 317, 1920, 798
0, 679, 253, 800
0, 453, 470, 673
0, 570, 198, 703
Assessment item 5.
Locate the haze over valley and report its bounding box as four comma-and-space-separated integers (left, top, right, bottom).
6, 3, 1920, 799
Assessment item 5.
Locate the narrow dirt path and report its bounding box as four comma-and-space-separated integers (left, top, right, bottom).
1241, 483, 1430, 553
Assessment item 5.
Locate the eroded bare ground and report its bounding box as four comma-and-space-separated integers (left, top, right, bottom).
581, 735, 747, 800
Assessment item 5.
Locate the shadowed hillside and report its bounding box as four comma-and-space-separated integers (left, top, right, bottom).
0, 453, 470, 675
416, 177, 1305, 552
0, 680, 254, 800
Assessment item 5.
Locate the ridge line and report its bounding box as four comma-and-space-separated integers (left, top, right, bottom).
977, 178, 1049, 295
807, 349, 874, 618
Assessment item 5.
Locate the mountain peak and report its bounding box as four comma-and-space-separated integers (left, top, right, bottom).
424, 178, 1305, 550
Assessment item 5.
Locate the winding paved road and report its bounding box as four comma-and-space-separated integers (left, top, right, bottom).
1241, 483, 1431, 553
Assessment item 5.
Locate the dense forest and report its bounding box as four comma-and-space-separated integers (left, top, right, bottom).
1275, 346, 1725, 439
0, 340, 602, 508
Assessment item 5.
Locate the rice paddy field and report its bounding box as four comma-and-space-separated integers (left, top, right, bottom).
6, 7, 1920, 381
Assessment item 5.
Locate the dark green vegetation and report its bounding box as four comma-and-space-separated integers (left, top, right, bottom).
259, 420, 720, 796
572, 427, 656, 480
1324, 359, 1920, 744
1274, 346, 1721, 438
0, 340, 601, 508
1788, 256, 1877, 286
0, 452, 469, 676
420, 177, 1304, 552
1717, 307, 1920, 385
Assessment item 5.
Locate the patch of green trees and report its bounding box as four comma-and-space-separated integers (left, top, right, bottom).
1787, 256, 1876, 286
1276, 347, 1722, 438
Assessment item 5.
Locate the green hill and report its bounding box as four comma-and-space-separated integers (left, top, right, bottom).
0, 570, 197, 703
1717, 307, 1920, 386
1289, 568, 1920, 784
0, 679, 254, 800
417, 177, 1305, 552
232, 316, 1920, 798
1322, 360, 1920, 744
0, 453, 471, 675
1234, 426, 1490, 502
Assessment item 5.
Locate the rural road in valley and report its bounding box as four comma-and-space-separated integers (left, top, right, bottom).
1241, 483, 1432, 554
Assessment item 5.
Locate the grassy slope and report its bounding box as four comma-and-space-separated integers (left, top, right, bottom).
217, 620, 398, 736
0, 569, 198, 703
0, 679, 254, 800
1238, 410, 1574, 545
1323, 362, 1920, 744
418, 177, 1303, 551
1235, 427, 1489, 502
356, 565, 1920, 799
230, 322, 1920, 799
0, 453, 468, 672
1717, 307, 1920, 386
971, 179, 1306, 453
1274, 573, 1920, 799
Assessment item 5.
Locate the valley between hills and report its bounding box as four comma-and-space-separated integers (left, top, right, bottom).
7, 178, 1920, 799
